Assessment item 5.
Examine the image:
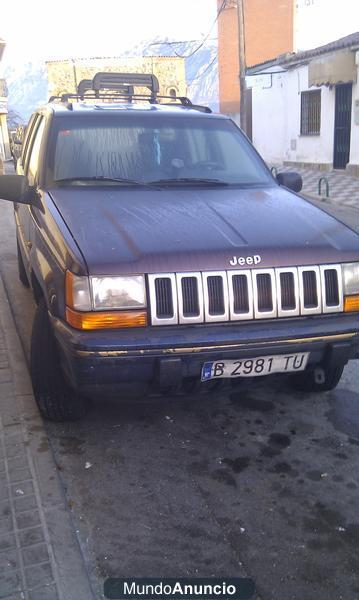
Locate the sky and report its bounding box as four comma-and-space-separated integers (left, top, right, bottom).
295, 0, 359, 51
2, 0, 359, 67
1, 0, 218, 65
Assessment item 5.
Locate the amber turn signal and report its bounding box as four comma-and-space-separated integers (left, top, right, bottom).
344, 295, 359, 313
66, 307, 147, 330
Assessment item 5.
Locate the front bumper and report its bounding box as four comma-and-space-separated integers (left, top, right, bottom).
50, 313, 359, 397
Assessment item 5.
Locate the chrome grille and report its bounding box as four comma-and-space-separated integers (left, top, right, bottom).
149, 265, 343, 325
232, 274, 250, 313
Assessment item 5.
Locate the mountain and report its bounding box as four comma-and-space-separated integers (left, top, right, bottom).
3, 62, 48, 125
3, 38, 218, 124
142, 38, 219, 111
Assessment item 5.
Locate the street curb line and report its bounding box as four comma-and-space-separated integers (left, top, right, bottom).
0, 273, 96, 600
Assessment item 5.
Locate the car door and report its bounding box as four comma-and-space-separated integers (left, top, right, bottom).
15, 114, 38, 258
15, 115, 46, 262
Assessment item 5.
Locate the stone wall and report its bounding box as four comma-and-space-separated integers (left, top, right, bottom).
46, 56, 187, 99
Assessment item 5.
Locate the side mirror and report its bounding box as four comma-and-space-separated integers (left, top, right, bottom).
276, 171, 303, 193
0, 175, 37, 206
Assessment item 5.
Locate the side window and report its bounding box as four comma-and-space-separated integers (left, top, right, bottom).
26, 118, 46, 186
21, 115, 38, 165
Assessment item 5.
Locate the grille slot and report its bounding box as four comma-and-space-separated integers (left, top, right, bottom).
207, 276, 225, 314
155, 278, 174, 318
320, 265, 343, 313
181, 277, 199, 316
280, 272, 296, 309
303, 271, 318, 307
324, 269, 339, 306
298, 266, 321, 315
148, 273, 178, 325
232, 275, 249, 313
252, 269, 277, 319
203, 272, 229, 322
257, 274, 273, 311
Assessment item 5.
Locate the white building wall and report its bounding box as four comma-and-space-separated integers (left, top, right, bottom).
252, 61, 359, 171
251, 72, 287, 164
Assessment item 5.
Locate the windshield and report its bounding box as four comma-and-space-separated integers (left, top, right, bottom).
47, 113, 273, 187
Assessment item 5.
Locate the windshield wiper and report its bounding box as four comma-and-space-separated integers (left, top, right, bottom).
149, 177, 229, 186
54, 176, 158, 189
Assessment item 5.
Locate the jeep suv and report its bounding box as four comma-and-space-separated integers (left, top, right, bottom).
0, 72, 359, 421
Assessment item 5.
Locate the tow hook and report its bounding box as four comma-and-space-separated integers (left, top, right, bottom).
314, 367, 326, 385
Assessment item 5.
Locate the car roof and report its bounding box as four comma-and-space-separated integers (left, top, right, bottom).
39, 101, 229, 120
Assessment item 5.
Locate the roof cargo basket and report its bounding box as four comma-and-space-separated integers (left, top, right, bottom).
48, 71, 211, 113
77, 79, 94, 97
92, 72, 159, 100
77, 77, 134, 100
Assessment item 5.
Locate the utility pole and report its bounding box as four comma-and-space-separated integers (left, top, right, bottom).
237, 0, 247, 133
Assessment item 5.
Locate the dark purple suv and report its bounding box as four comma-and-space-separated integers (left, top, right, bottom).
0, 74, 358, 421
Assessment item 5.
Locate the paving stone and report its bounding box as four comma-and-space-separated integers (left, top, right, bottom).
0, 548, 19, 571
8, 468, 32, 484
3, 425, 23, 437
0, 500, 11, 518
0, 369, 12, 383
25, 562, 54, 588
16, 509, 41, 531
0, 483, 9, 501
0, 570, 22, 596
11, 481, 34, 498
18, 525, 45, 548
0, 516, 13, 535
4, 434, 26, 448
13, 495, 37, 513
29, 583, 59, 600
0, 532, 16, 552
4, 444, 26, 459
6, 456, 29, 471
0, 459, 5, 473
22, 542, 49, 567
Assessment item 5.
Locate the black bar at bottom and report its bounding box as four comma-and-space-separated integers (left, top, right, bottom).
104, 578, 255, 600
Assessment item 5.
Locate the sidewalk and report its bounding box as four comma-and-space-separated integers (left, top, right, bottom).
0, 273, 95, 599
277, 164, 359, 208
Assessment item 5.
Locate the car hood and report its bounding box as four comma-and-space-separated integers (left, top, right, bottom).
48, 185, 359, 275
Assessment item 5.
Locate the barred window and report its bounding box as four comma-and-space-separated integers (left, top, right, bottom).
300, 90, 321, 135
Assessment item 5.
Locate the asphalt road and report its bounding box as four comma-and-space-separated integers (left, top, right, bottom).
1, 194, 359, 600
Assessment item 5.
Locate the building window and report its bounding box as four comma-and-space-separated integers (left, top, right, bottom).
168, 88, 177, 102
300, 90, 321, 135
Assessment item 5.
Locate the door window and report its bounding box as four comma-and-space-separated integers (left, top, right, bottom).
26, 117, 46, 186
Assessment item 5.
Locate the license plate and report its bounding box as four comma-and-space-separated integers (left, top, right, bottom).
201, 352, 309, 381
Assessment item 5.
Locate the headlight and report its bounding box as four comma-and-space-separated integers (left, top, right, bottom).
91, 275, 146, 310
343, 263, 359, 295
65, 271, 147, 330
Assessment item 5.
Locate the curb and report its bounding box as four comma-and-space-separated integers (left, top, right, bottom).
0, 274, 95, 600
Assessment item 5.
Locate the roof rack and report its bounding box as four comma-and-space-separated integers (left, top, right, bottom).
48, 71, 212, 113
93, 72, 158, 101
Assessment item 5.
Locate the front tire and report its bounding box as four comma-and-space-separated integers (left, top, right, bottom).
291, 363, 345, 393
30, 298, 88, 421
